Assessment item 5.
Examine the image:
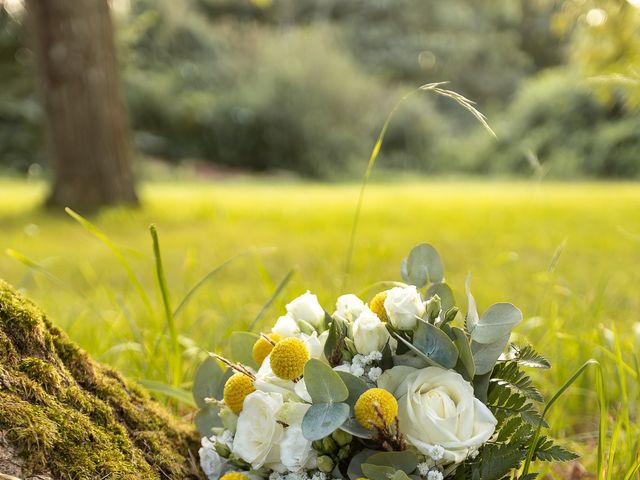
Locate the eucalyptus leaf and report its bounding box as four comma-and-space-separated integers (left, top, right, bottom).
390, 471, 413, 480
465, 273, 479, 333
365, 450, 418, 473
394, 334, 443, 368
301, 402, 350, 441
472, 333, 510, 375
195, 405, 222, 437
473, 372, 492, 403
304, 359, 349, 403
362, 464, 397, 480
471, 303, 522, 344
347, 449, 378, 480
401, 243, 444, 288
336, 371, 370, 408
451, 327, 475, 381
412, 320, 459, 369
427, 282, 455, 313
340, 418, 375, 439
230, 331, 260, 369
192, 356, 224, 408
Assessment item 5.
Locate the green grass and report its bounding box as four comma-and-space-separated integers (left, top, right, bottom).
1, 177, 639, 477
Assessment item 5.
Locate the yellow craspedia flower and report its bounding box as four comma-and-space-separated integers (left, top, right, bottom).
223, 373, 255, 414
252, 332, 282, 365
354, 388, 398, 429
270, 337, 310, 380
369, 291, 389, 323
220, 473, 249, 480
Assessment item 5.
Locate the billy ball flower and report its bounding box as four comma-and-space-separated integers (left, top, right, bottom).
223, 373, 256, 414
252, 333, 282, 365
369, 291, 389, 323
354, 388, 398, 429
220, 473, 249, 480
270, 337, 310, 380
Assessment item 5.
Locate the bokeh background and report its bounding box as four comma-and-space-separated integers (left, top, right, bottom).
1, 1, 640, 477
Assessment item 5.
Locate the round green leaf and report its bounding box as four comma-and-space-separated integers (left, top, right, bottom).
412, 320, 459, 369
451, 327, 475, 381
192, 356, 226, 408
472, 333, 510, 375
402, 244, 444, 287
336, 371, 370, 408
471, 303, 522, 344
230, 331, 260, 369
304, 358, 348, 403
365, 450, 418, 473
195, 405, 222, 437
301, 402, 350, 441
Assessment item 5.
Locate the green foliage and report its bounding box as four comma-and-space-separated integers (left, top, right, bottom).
301, 402, 350, 441
467, 68, 640, 178
304, 358, 348, 404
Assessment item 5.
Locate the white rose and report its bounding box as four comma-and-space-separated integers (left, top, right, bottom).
384, 286, 425, 330
278, 402, 317, 471
334, 294, 366, 322
387, 366, 497, 464
352, 309, 390, 355
286, 291, 325, 329
232, 391, 285, 470
199, 436, 229, 480
272, 314, 301, 338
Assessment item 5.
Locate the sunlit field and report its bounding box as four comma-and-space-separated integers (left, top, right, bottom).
1, 178, 639, 476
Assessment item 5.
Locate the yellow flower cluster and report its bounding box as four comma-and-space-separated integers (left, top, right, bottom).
223, 373, 255, 414
252, 333, 282, 365
220, 473, 249, 480
369, 291, 389, 322
354, 388, 398, 429
270, 337, 309, 380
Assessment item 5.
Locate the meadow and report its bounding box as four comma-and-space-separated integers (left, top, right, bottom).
1, 178, 639, 477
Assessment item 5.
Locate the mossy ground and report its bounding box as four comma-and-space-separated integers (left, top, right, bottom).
0, 279, 202, 479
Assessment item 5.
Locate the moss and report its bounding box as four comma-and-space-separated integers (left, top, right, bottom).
0, 280, 201, 479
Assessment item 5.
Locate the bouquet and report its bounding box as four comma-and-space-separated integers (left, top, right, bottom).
193, 244, 575, 480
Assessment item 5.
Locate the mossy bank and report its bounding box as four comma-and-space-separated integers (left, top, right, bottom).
0, 279, 201, 479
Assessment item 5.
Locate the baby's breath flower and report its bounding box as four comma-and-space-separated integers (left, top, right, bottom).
427, 471, 443, 480
366, 351, 383, 363
417, 462, 431, 476
426, 444, 445, 462
350, 365, 365, 377
367, 367, 382, 382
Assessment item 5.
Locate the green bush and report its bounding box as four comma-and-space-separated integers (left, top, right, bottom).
466, 68, 640, 178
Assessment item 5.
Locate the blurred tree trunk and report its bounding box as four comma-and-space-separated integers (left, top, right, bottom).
26, 0, 138, 211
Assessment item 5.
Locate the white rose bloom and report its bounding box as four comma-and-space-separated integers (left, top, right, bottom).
272, 315, 301, 338
352, 309, 390, 355
387, 366, 497, 464
199, 436, 229, 479
384, 286, 425, 330
334, 294, 366, 322
286, 291, 325, 329
232, 391, 285, 470
278, 402, 317, 471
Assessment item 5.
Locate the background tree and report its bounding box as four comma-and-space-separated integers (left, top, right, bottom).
26, 0, 138, 211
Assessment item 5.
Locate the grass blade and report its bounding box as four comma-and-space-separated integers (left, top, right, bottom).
65, 207, 154, 316
173, 248, 275, 318
342, 82, 495, 286
137, 379, 196, 407
248, 269, 295, 332
149, 224, 180, 386
521, 359, 605, 476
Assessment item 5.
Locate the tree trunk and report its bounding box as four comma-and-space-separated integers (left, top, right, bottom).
26, 0, 138, 212
0, 279, 202, 479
